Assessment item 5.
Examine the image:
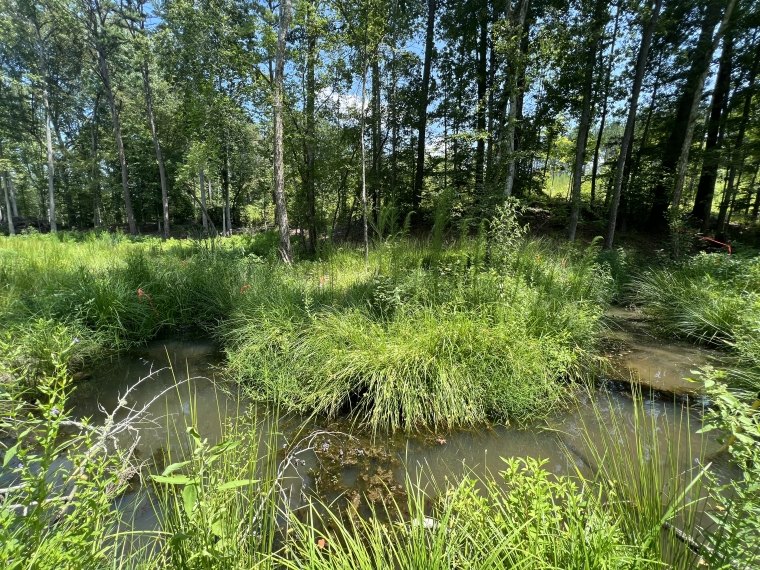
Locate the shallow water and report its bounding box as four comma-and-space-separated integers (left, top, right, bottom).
69, 326, 735, 541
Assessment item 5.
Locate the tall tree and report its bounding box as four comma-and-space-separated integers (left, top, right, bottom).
648, 0, 734, 229
412, 0, 436, 214
85, 0, 137, 234
273, 0, 293, 262
568, 0, 608, 241
605, 0, 662, 249
691, 25, 735, 229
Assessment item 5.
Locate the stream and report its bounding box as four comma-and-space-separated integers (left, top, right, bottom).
62, 309, 739, 548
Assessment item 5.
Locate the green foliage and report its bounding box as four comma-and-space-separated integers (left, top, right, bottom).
0, 351, 128, 570
148, 421, 279, 569
632, 251, 760, 388
696, 370, 760, 568
226, 237, 610, 432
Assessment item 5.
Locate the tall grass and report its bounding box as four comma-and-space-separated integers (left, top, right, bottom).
632, 251, 760, 389
225, 236, 611, 432
2, 354, 756, 568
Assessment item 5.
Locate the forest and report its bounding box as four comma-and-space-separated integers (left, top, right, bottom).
1, 0, 760, 568
0, 0, 757, 248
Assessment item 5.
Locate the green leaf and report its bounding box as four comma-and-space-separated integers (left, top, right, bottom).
3, 442, 19, 468
182, 483, 197, 518
161, 460, 191, 476
151, 474, 195, 485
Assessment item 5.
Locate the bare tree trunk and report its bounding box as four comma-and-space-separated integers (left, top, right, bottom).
3, 174, 14, 235
360, 65, 369, 261
42, 81, 57, 232
91, 94, 102, 228
141, 61, 170, 239
413, 0, 436, 214
370, 60, 381, 225
222, 145, 231, 235
473, 3, 488, 207
568, 0, 607, 241
199, 168, 208, 232
303, 0, 317, 253
98, 45, 136, 235
503, 0, 530, 198
671, 0, 736, 213
273, 0, 292, 262
590, 2, 620, 207
605, 0, 661, 249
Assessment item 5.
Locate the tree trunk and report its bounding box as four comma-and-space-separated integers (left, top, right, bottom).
648, 1, 722, 227
473, 1, 488, 207
413, 0, 436, 214
590, 2, 620, 207
91, 94, 102, 228
568, 0, 607, 241
199, 168, 208, 232
141, 61, 170, 239
303, 0, 317, 253
718, 41, 757, 232
273, 0, 292, 262
360, 65, 369, 260
503, 0, 530, 198
605, 0, 661, 249
42, 81, 57, 232
691, 27, 735, 229
370, 60, 381, 224
749, 165, 760, 220
672, 0, 736, 215
222, 145, 231, 235
3, 174, 14, 235
98, 42, 136, 235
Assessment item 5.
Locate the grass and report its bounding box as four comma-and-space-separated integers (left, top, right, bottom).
631, 251, 760, 389
2, 337, 758, 568
1, 229, 612, 431
224, 237, 611, 432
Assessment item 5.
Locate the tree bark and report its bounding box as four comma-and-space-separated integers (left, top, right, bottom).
96, 27, 136, 235
360, 65, 369, 260
42, 76, 57, 232
503, 0, 530, 198
667, 0, 736, 222
605, 0, 661, 249
3, 174, 14, 235
568, 0, 607, 241
413, 0, 436, 214
91, 94, 102, 228
273, 0, 292, 262
199, 168, 208, 232
370, 60, 381, 224
691, 27, 736, 229
141, 60, 170, 239
590, 2, 620, 207
303, 0, 317, 253
473, 1, 488, 207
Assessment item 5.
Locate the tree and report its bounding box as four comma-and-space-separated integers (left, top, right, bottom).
568, 0, 609, 241
273, 0, 293, 262
412, 0, 436, 214
605, 0, 662, 249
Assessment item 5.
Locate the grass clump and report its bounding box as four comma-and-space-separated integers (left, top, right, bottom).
226, 235, 611, 432
631, 251, 760, 388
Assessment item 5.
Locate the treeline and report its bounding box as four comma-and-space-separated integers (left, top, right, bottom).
0, 0, 758, 255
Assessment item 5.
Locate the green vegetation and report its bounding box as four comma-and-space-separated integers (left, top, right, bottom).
632, 252, 760, 389
1, 229, 610, 430
2, 230, 760, 568
3, 359, 758, 569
